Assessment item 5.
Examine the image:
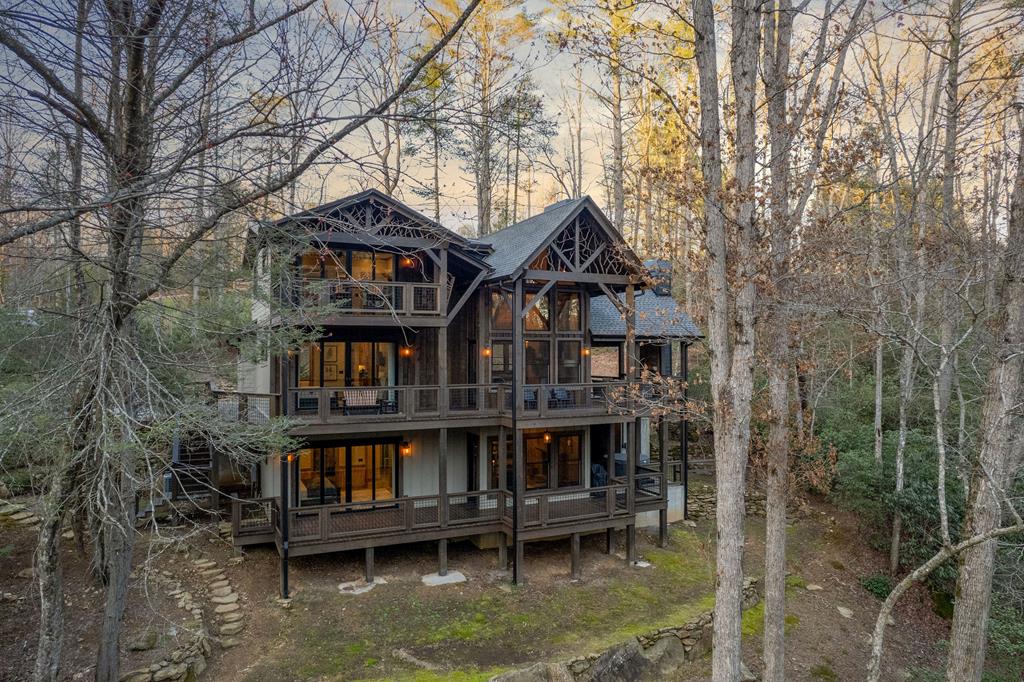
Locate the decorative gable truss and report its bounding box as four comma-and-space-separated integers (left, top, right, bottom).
525, 207, 643, 285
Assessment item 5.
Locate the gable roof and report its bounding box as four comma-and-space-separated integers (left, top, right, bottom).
474, 196, 644, 282
590, 290, 703, 340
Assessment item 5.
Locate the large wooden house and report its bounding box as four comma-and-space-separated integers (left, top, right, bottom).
207, 190, 700, 594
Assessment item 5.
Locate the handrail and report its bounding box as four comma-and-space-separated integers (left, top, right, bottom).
291, 278, 442, 315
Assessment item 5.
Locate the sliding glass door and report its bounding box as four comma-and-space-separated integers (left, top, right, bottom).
294, 441, 397, 506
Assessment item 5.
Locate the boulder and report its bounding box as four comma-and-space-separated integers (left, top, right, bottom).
129, 630, 159, 652
490, 662, 574, 682
211, 592, 238, 605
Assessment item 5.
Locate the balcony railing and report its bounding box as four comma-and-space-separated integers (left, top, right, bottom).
518, 381, 631, 418
291, 278, 442, 315
231, 484, 641, 550
282, 382, 644, 425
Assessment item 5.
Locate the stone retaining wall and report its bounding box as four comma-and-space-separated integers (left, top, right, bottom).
493, 578, 760, 682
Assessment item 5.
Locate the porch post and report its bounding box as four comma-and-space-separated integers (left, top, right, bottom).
438, 538, 448, 576
497, 535, 508, 570
605, 528, 614, 554
682, 342, 690, 520
570, 533, 581, 581
659, 416, 669, 548
439, 427, 448, 527
280, 453, 290, 599
512, 278, 525, 585
365, 547, 374, 583
626, 523, 636, 564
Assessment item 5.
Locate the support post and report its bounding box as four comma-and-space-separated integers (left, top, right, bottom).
659, 509, 668, 548
570, 533, 581, 580
497, 536, 508, 570
626, 524, 636, 565
605, 527, 614, 554
365, 547, 374, 584
682, 342, 690, 520
512, 279, 525, 586
280, 453, 290, 599
438, 538, 448, 576
439, 427, 448, 527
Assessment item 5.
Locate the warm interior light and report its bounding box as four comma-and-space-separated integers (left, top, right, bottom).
286, 452, 295, 462
482, 346, 492, 357
543, 432, 551, 443
400, 441, 412, 457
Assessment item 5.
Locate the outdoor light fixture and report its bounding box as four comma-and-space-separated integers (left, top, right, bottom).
286, 452, 295, 462
400, 441, 412, 457
400, 256, 415, 268
482, 346, 492, 357
582, 346, 591, 356
400, 345, 413, 358
543, 432, 552, 444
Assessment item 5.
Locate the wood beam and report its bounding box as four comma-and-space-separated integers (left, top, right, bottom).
521, 280, 556, 319
578, 243, 607, 272
523, 269, 631, 284
597, 282, 627, 314
447, 268, 488, 323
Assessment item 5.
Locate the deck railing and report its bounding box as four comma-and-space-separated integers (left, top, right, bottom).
231, 497, 277, 541
215, 392, 278, 424
521, 483, 630, 528
269, 490, 505, 546
518, 381, 631, 417
292, 278, 442, 315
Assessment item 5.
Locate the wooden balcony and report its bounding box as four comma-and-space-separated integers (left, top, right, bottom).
282, 381, 635, 427
291, 278, 443, 317
230, 481, 650, 555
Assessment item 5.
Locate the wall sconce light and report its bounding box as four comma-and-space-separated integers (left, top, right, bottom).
400, 345, 413, 358
482, 346, 492, 357
400, 441, 412, 457
543, 432, 552, 444
286, 452, 295, 463
582, 346, 591, 357
400, 256, 415, 268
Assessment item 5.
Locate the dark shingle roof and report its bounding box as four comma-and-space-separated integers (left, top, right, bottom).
474, 198, 587, 279
590, 290, 702, 340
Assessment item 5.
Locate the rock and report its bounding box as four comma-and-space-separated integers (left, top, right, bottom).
152, 664, 187, 682
640, 635, 687, 675
129, 630, 159, 651
574, 640, 649, 682
806, 584, 823, 591
61, 530, 75, 540
219, 620, 245, 636
208, 580, 230, 590
837, 606, 854, 619
740, 661, 757, 681
491, 662, 574, 682
199, 568, 222, 577
214, 602, 239, 614
119, 669, 153, 682
16, 568, 33, 579
210, 586, 233, 597
221, 611, 244, 623
683, 520, 697, 528
211, 592, 238, 605
887, 615, 896, 626
219, 637, 241, 649
226, 556, 244, 566
274, 597, 292, 609
8, 511, 33, 522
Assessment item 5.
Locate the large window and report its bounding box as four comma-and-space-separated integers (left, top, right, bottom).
490, 291, 512, 330
557, 434, 582, 487
556, 291, 581, 331
557, 341, 581, 384
294, 341, 393, 387
490, 341, 512, 383
299, 249, 398, 281
525, 290, 550, 330
294, 442, 396, 505
525, 436, 549, 489
488, 434, 513, 490
524, 340, 550, 384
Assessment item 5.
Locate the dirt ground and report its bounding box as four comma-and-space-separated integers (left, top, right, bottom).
1, 489, 956, 682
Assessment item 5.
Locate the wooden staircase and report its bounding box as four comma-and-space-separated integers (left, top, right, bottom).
171, 435, 215, 505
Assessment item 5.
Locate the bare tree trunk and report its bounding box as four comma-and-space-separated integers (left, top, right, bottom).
95, 482, 135, 682
693, 0, 759, 677
944, 125, 1024, 682
610, 48, 624, 231
890, 341, 913, 574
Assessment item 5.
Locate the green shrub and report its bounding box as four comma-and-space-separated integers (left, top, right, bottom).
860, 574, 893, 600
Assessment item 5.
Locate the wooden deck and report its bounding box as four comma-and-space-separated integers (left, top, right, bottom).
231, 480, 661, 557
